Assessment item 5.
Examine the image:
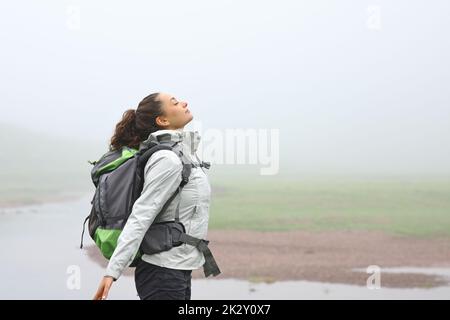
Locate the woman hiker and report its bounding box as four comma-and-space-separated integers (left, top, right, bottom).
93, 92, 219, 300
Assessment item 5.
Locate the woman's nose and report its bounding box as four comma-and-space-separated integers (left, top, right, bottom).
183, 102, 188, 108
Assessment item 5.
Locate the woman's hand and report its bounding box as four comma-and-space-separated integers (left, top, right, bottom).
93, 276, 115, 300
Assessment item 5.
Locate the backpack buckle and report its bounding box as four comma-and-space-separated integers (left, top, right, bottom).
201, 161, 211, 169
181, 163, 191, 185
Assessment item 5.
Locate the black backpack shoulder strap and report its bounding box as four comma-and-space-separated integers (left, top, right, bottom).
136, 140, 192, 211
156, 140, 192, 187
137, 141, 193, 184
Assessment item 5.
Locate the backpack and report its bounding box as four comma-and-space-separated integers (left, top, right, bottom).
80, 141, 221, 277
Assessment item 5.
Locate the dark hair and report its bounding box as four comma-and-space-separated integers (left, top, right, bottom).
109, 92, 164, 151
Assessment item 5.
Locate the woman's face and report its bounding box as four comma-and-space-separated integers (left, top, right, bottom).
155, 92, 193, 129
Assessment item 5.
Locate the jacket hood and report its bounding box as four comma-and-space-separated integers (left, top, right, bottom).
140, 129, 201, 155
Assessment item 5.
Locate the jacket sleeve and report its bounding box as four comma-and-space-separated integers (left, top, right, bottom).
105, 149, 183, 280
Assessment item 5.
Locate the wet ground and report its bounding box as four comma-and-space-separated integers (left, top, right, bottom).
1, 195, 449, 299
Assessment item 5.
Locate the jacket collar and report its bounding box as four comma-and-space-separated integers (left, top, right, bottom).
140, 129, 201, 154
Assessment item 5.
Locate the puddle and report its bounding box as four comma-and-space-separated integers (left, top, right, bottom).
354, 267, 450, 278
1, 195, 450, 299
192, 279, 450, 300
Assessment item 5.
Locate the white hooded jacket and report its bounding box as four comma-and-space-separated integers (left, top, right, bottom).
105, 129, 211, 280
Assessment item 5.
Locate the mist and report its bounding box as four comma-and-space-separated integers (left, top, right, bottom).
1, 0, 449, 176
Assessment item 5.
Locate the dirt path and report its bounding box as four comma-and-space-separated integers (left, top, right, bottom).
85, 229, 450, 288
191, 230, 450, 288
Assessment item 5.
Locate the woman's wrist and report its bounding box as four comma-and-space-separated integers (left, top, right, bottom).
104, 275, 117, 281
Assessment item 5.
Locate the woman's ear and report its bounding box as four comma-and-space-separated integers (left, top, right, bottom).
155, 116, 169, 128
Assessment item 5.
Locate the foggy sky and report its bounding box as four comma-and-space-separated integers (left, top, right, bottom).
1, 0, 449, 175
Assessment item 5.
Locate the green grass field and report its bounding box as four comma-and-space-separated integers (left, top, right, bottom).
3, 124, 449, 238
0, 123, 103, 206
208, 173, 450, 238
0, 170, 92, 206
1, 169, 449, 238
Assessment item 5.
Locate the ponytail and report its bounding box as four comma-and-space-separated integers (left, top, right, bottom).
109, 93, 163, 151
